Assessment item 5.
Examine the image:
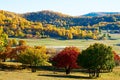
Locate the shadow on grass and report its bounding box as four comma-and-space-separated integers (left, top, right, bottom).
38, 74, 91, 79
115, 44, 120, 46
37, 66, 88, 73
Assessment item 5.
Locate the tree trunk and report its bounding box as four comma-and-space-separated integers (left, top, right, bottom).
96, 69, 100, 77
96, 72, 99, 77
31, 66, 36, 72
89, 69, 96, 78
88, 69, 92, 78
10, 58, 13, 61
65, 67, 71, 75
2, 58, 6, 62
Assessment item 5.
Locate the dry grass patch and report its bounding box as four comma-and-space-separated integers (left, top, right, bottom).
0, 66, 120, 80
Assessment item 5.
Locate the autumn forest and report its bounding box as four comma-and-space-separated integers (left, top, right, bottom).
0, 10, 120, 40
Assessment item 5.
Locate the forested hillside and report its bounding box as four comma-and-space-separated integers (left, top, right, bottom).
23, 10, 120, 28
23, 10, 72, 27
83, 12, 120, 17
0, 10, 43, 38
0, 10, 120, 40
0, 10, 101, 40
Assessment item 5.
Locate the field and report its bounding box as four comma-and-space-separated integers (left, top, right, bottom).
0, 66, 120, 80
13, 34, 120, 54
3, 34, 119, 80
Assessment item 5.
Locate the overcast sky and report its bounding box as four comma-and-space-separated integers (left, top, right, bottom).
0, 0, 120, 16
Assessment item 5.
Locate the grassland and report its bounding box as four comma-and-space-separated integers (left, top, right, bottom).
0, 66, 120, 80
1, 34, 119, 80
13, 34, 120, 54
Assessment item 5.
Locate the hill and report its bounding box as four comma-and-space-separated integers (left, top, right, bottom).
23, 10, 120, 27
0, 10, 101, 40
83, 12, 120, 17
0, 10, 120, 40
0, 10, 44, 38
23, 10, 72, 27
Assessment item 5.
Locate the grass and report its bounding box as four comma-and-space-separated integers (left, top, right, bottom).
0, 66, 120, 80
12, 34, 120, 54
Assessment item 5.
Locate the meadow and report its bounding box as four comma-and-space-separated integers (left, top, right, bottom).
0, 66, 120, 80
14, 34, 120, 54
0, 34, 119, 80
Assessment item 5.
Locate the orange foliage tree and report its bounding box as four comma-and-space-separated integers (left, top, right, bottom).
8, 45, 29, 61
0, 46, 12, 62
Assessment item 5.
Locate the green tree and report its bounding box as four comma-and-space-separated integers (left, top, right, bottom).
77, 43, 115, 78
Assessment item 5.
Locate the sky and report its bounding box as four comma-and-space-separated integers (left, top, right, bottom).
0, 0, 120, 16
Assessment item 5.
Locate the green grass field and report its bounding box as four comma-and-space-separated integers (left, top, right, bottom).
13, 34, 120, 54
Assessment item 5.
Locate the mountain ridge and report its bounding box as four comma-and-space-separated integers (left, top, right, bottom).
83, 12, 120, 17
22, 10, 120, 17
22, 10, 120, 27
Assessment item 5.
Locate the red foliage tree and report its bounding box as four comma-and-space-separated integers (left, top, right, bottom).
113, 51, 120, 66
51, 47, 80, 74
